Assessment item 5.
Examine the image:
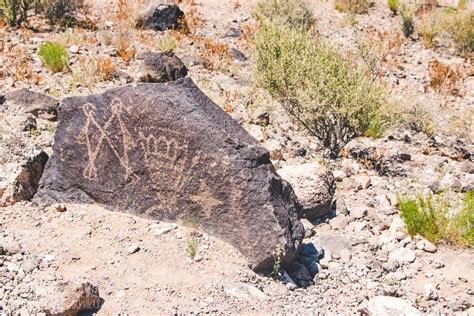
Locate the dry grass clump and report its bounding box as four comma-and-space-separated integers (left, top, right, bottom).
357, 26, 402, 80
70, 55, 116, 91
95, 55, 116, 81
426, 60, 464, 95
334, 0, 372, 14
254, 0, 315, 30
178, 7, 204, 36
417, 8, 474, 54
199, 37, 232, 71
255, 21, 387, 157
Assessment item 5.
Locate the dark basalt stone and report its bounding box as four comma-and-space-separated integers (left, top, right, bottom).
136, 4, 184, 31
35, 78, 304, 272
138, 51, 188, 83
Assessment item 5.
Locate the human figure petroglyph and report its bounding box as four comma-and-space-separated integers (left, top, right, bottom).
79, 97, 220, 212
80, 99, 136, 181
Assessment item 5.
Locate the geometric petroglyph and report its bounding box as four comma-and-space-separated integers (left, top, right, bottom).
81, 99, 136, 181
79, 97, 213, 209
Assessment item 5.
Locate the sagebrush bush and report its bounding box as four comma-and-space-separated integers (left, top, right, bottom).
0, 0, 36, 26
38, 41, 68, 72
255, 21, 386, 157
398, 192, 474, 247
334, 0, 371, 14
254, 0, 315, 30
417, 9, 474, 53
44, 0, 80, 27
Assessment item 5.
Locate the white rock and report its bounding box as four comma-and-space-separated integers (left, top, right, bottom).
333, 170, 347, 181
126, 245, 140, 255
69, 45, 79, 54
350, 206, 367, 219
368, 296, 421, 315
225, 282, 268, 300
355, 175, 371, 190
424, 283, 438, 300
277, 163, 335, 219
389, 248, 416, 264
416, 238, 437, 253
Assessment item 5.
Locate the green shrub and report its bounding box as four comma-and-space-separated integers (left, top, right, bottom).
38, 41, 68, 72
255, 21, 386, 157
417, 9, 474, 53
397, 192, 474, 246
455, 191, 474, 246
334, 0, 371, 14
387, 0, 399, 15
254, 0, 315, 30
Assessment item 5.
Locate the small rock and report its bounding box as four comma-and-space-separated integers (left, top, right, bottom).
231, 48, 247, 61
21, 259, 38, 274
69, 45, 79, 54
300, 218, 315, 238
277, 163, 335, 219
223, 27, 242, 38
335, 198, 349, 216
333, 170, 347, 182
416, 238, 437, 253
224, 282, 268, 300
137, 51, 187, 83
136, 4, 184, 31
355, 176, 371, 190
368, 296, 421, 315
424, 283, 438, 300
45, 282, 102, 315
126, 245, 140, 255
349, 206, 367, 219
54, 203, 67, 212
382, 260, 399, 272
388, 247, 416, 264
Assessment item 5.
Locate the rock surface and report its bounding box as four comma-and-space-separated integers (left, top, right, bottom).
277, 163, 335, 219
136, 4, 184, 31
35, 78, 304, 271
138, 51, 188, 83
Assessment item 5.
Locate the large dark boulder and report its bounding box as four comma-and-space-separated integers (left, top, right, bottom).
5, 89, 58, 117
136, 4, 184, 31
35, 78, 304, 271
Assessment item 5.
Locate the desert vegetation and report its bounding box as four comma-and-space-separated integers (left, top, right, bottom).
398, 191, 474, 247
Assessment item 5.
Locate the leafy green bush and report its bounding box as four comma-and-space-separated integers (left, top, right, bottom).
334, 0, 371, 14
255, 21, 386, 157
254, 0, 315, 30
38, 41, 68, 73
417, 9, 474, 53
387, 0, 399, 15
398, 192, 474, 246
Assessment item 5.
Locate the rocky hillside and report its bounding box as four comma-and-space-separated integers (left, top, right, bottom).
0, 0, 473, 314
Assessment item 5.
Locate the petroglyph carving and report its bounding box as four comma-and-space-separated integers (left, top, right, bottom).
80, 99, 136, 181
37, 79, 304, 272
